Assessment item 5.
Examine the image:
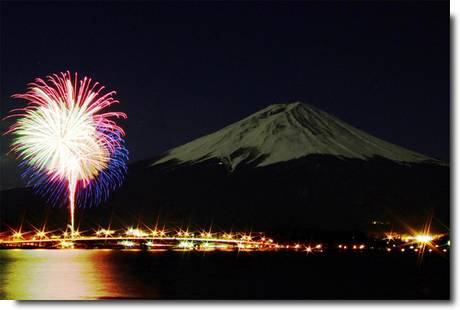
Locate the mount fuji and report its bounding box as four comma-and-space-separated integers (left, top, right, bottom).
153, 102, 439, 171
138, 102, 447, 233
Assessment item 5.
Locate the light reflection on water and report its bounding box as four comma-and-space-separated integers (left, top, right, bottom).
0, 249, 154, 300
0, 248, 450, 299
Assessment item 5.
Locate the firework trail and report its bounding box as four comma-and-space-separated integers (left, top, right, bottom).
4, 71, 128, 235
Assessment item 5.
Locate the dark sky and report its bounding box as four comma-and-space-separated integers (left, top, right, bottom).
0, 1, 450, 172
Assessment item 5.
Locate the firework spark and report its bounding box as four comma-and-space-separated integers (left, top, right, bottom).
5, 72, 128, 235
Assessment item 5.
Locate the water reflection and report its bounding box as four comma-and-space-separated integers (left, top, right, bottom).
0, 249, 153, 300
0, 249, 449, 299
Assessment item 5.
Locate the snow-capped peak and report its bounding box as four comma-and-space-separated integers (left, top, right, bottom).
153, 102, 437, 169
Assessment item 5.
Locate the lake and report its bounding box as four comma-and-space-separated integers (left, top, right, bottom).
0, 249, 450, 300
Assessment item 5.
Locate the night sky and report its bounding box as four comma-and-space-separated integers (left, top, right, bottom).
0, 1, 449, 188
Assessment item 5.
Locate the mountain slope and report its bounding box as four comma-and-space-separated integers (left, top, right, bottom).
153, 102, 437, 170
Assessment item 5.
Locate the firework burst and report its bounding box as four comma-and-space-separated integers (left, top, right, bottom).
5, 71, 128, 235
